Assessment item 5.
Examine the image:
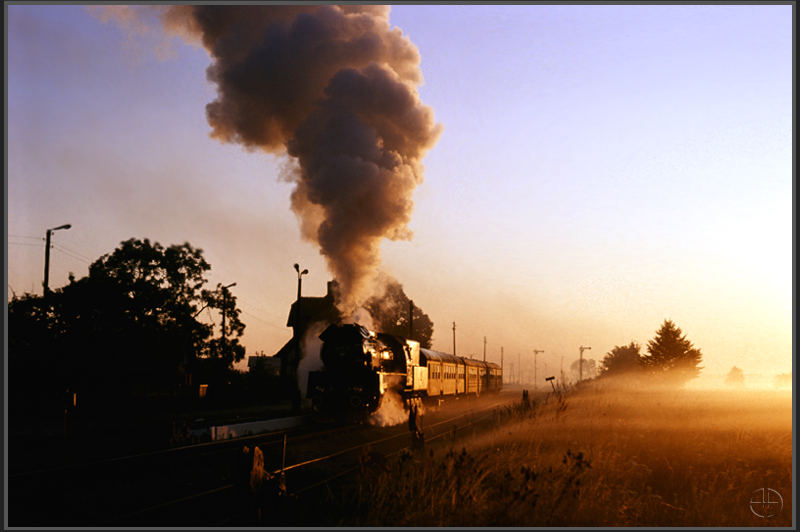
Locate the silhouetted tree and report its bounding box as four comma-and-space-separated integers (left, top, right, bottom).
8, 293, 64, 421
724, 366, 745, 387
8, 238, 246, 427
365, 278, 434, 348
199, 282, 246, 366
599, 342, 643, 376
641, 320, 703, 385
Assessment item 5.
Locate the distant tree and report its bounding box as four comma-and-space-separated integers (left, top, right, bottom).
773, 372, 792, 389
641, 320, 703, 385
365, 278, 434, 348
570, 358, 597, 381
599, 342, 643, 376
724, 366, 745, 387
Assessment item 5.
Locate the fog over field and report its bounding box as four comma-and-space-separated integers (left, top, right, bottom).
336, 384, 793, 527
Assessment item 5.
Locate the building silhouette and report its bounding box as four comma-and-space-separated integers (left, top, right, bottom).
273, 281, 341, 402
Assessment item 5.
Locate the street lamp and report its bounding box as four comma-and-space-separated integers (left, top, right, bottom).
293, 263, 308, 300
291, 264, 307, 413
43, 223, 71, 297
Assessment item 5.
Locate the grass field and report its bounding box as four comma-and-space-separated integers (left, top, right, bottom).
330, 383, 793, 526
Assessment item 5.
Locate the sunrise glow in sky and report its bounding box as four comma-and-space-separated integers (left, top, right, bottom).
6, 4, 793, 386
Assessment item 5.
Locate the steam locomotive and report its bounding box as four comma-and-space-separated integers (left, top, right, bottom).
307, 323, 502, 417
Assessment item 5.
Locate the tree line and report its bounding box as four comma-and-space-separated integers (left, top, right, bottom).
8, 238, 250, 443
595, 319, 704, 386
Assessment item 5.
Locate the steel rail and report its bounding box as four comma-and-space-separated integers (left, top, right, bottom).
115, 394, 519, 522
272, 396, 510, 475
292, 402, 505, 495
9, 417, 355, 479
122, 483, 236, 521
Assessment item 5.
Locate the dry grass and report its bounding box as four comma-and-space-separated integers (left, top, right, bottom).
333, 385, 792, 526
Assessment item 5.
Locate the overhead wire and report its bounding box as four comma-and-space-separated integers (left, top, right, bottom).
7, 234, 43, 240
240, 308, 287, 331
51, 245, 92, 264
52, 243, 94, 262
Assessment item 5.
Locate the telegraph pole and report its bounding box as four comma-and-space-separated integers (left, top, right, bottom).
579, 345, 592, 382
483, 336, 487, 362
501, 346, 504, 383
518, 353, 521, 384
452, 322, 457, 356
44, 231, 52, 297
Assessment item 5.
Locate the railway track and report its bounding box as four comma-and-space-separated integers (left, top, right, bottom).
9, 391, 527, 527
120, 392, 524, 526
8, 416, 357, 526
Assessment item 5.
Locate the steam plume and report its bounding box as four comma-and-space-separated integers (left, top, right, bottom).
151, 5, 441, 312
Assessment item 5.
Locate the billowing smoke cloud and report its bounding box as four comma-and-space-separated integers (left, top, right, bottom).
96, 5, 442, 313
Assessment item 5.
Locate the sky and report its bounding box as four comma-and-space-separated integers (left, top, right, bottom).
6, 4, 793, 387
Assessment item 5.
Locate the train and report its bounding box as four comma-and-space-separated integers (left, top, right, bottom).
306, 323, 502, 418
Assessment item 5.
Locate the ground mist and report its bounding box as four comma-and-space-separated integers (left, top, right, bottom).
325, 385, 792, 526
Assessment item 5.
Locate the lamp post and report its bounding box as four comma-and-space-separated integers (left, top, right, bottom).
293, 263, 308, 300
291, 265, 307, 413
43, 223, 71, 297
579, 345, 592, 382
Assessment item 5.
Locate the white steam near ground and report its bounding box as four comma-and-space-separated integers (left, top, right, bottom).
369, 389, 408, 427
297, 321, 328, 399
369, 374, 421, 427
